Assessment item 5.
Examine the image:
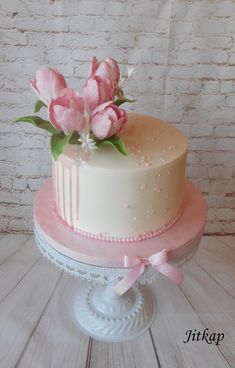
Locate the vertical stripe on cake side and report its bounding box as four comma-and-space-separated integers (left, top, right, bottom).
55, 160, 59, 210
64, 166, 72, 226
58, 161, 65, 219
62, 164, 66, 222
70, 165, 73, 228
52, 159, 55, 202
71, 164, 76, 228
76, 163, 79, 222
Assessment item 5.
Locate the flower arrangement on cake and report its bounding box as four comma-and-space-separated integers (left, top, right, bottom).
15, 57, 135, 160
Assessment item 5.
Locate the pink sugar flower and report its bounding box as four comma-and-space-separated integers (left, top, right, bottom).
49, 89, 85, 133
30, 67, 67, 106
90, 101, 127, 139
82, 76, 114, 113
88, 56, 120, 88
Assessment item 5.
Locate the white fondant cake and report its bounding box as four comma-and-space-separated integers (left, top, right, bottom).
52, 113, 187, 241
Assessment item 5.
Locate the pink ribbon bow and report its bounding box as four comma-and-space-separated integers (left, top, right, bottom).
113, 249, 184, 295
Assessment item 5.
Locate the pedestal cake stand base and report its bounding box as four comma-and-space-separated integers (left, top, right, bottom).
74, 283, 156, 342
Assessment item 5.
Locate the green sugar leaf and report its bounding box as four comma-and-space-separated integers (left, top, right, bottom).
114, 96, 136, 107
34, 100, 46, 113
99, 135, 128, 156
15, 116, 58, 134
51, 132, 72, 161
69, 131, 81, 145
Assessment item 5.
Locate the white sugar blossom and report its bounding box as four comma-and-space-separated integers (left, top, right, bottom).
78, 132, 97, 152
127, 67, 135, 79
119, 66, 136, 86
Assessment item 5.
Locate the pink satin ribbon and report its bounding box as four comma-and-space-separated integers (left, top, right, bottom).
113, 249, 184, 295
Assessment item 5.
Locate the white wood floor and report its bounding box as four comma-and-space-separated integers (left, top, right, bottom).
0, 234, 234, 368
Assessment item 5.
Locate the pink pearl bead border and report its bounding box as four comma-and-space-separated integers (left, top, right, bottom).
51, 202, 183, 243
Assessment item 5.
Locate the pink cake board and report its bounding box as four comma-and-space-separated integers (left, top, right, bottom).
33, 178, 207, 268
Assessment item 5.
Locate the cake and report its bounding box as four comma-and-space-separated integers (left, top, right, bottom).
52, 113, 187, 241
15, 56, 187, 242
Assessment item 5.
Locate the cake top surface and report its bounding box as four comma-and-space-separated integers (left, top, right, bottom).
62, 113, 187, 170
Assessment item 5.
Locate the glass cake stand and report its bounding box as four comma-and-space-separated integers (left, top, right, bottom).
34, 224, 200, 342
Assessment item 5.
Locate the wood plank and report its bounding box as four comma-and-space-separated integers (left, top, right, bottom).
0, 236, 41, 303
149, 274, 229, 368
0, 234, 31, 262
181, 258, 235, 367
0, 257, 62, 367
216, 236, 235, 249
193, 236, 235, 298
89, 330, 159, 368
17, 276, 90, 368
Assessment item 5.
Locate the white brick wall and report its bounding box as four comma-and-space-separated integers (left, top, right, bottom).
0, 0, 234, 234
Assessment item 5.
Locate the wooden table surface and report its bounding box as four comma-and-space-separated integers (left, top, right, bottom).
0, 234, 234, 368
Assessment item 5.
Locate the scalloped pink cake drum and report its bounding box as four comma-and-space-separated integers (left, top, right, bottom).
33, 178, 207, 268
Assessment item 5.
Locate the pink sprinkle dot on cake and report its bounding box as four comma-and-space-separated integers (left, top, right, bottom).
148, 208, 154, 215
141, 183, 148, 190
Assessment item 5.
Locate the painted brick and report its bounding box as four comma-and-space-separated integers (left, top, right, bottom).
200, 95, 225, 110
205, 222, 224, 234
210, 180, 235, 195
216, 138, 235, 151
220, 81, 234, 94
106, 2, 133, 16
216, 208, 235, 221
190, 138, 215, 151
213, 2, 235, 17
200, 152, 233, 166
208, 167, 233, 179
227, 18, 235, 33
191, 124, 213, 137
0, 176, 13, 190
186, 3, 210, 18
223, 223, 235, 234
199, 20, 226, 34
225, 95, 235, 108
215, 124, 235, 137
186, 165, 208, 179
194, 179, 210, 193
206, 36, 232, 50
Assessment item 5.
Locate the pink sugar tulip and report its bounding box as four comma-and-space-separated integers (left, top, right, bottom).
82, 76, 114, 113
88, 56, 120, 88
90, 101, 127, 139
49, 89, 85, 133
30, 67, 67, 105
